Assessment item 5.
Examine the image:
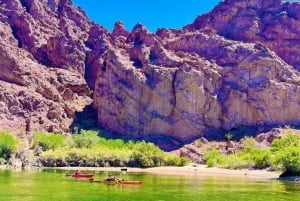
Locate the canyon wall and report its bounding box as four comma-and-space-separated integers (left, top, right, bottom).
0, 0, 300, 145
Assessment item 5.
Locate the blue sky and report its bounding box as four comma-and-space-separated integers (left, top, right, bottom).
72, 0, 299, 33
72, 0, 222, 32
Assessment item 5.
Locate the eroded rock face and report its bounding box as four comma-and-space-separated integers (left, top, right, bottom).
185, 0, 300, 71
0, 0, 107, 133
94, 28, 300, 142
1, 0, 300, 145
0, 32, 91, 133
93, 0, 300, 142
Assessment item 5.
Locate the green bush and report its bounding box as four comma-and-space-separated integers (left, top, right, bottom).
131, 141, 166, 167
97, 137, 126, 149
241, 136, 256, 148
220, 154, 251, 169
33, 131, 66, 150
0, 130, 18, 160
134, 153, 155, 167
203, 149, 224, 167
243, 147, 271, 169
271, 133, 300, 175
272, 146, 300, 175
72, 130, 99, 148
271, 133, 300, 152
204, 146, 271, 169
166, 155, 189, 166
130, 141, 188, 167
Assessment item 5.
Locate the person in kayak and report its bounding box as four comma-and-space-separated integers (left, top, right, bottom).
107, 174, 117, 181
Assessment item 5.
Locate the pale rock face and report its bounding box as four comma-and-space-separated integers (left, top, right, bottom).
93, 0, 300, 142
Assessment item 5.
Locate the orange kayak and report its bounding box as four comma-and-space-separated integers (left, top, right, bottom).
101, 179, 142, 185
102, 180, 118, 185
118, 180, 142, 185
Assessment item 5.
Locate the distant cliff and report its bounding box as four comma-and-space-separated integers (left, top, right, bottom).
1, 0, 300, 146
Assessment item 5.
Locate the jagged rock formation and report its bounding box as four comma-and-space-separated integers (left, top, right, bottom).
94, 0, 300, 143
185, 0, 300, 71
0, 0, 97, 133
0, 0, 300, 147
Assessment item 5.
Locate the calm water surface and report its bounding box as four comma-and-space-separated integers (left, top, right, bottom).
0, 169, 299, 201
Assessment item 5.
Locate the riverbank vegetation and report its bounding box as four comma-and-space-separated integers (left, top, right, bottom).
34, 130, 188, 168
1, 129, 299, 175
0, 129, 187, 168
203, 132, 300, 176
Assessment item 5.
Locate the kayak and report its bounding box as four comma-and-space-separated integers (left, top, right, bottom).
102, 179, 118, 185
66, 173, 94, 178
100, 179, 142, 185
118, 180, 142, 185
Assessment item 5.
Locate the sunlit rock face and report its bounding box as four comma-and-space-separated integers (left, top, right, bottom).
1, 0, 300, 144
94, 0, 300, 142
94, 24, 300, 142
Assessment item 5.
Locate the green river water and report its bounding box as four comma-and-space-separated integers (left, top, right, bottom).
0, 169, 299, 201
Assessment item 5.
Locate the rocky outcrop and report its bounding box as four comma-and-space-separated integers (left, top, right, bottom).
0, 0, 102, 133
0, 32, 91, 133
256, 127, 300, 147
1, 0, 300, 147
94, 25, 300, 142
185, 0, 300, 71
93, 0, 300, 143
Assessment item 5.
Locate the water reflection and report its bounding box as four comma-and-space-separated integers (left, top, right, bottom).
0, 169, 300, 201
280, 180, 300, 192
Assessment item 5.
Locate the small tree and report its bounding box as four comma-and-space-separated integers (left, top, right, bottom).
225, 133, 234, 141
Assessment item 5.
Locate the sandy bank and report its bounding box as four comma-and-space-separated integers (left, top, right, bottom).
53, 165, 280, 180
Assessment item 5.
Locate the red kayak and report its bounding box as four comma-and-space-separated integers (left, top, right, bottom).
66, 173, 94, 178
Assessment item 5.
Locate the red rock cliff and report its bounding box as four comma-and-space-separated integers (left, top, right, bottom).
0, 0, 110, 133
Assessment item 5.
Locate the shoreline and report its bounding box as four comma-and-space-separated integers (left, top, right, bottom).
1, 164, 281, 179
53, 165, 280, 180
